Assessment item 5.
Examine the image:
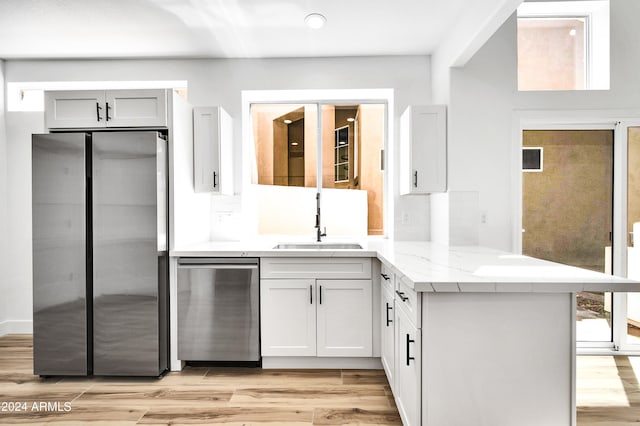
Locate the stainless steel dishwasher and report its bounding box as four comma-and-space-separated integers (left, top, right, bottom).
177, 258, 259, 363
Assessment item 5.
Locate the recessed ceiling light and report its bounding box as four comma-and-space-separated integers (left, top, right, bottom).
284, 119, 292, 124
305, 13, 326, 29
569, 28, 577, 36
347, 117, 355, 122
291, 142, 299, 146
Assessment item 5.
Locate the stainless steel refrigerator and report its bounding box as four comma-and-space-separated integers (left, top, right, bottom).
32, 131, 168, 376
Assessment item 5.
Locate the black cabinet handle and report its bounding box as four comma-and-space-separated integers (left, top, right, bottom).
396, 290, 409, 302
386, 303, 393, 326
213, 171, 218, 188
310, 284, 313, 304
406, 334, 415, 366
106, 102, 111, 121
381, 273, 390, 281
319, 285, 322, 304
96, 103, 103, 121
413, 170, 418, 188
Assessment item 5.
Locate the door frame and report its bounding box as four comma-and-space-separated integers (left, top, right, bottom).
512, 109, 640, 352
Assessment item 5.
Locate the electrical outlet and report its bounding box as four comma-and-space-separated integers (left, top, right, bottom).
480, 211, 487, 224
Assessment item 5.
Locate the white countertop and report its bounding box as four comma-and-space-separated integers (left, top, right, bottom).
171, 239, 639, 293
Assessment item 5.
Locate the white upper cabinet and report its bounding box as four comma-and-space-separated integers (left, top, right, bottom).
45, 89, 167, 129
45, 90, 106, 129
399, 105, 447, 194
193, 106, 233, 194
105, 90, 167, 128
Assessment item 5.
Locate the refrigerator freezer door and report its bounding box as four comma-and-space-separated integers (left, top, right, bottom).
32, 133, 88, 375
92, 131, 167, 376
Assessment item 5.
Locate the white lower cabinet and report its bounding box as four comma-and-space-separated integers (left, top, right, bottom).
379, 261, 422, 426
260, 259, 373, 359
260, 279, 316, 356
381, 284, 395, 390
395, 305, 422, 426
316, 280, 373, 357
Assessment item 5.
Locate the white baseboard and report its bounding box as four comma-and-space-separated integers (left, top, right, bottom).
0, 320, 33, 336
262, 357, 382, 369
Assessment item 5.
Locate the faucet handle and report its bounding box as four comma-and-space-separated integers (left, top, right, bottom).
322, 227, 327, 237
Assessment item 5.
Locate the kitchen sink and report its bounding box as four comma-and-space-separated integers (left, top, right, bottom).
273, 242, 363, 250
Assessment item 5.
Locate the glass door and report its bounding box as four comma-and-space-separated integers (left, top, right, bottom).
626, 127, 640, 345
522, 129, 614, 344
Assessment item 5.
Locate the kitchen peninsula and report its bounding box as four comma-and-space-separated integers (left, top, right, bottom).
171, 240, 638, 426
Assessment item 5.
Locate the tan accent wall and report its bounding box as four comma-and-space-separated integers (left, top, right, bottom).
359, 104, 385, 235
304, 105, 318, 188
273, 121, 288, 186
522, 130, 613, 272
321, 105, 336, 188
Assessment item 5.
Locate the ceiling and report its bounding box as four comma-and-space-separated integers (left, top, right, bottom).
0, 0, 522, 61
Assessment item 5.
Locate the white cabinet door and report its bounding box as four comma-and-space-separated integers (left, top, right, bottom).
400, 105, 447, 194
381, 285, 395, 390
260, 279, 316, 356
45, 90, 106, 129
45, 89, 167, 129
193, 106, 233, 194
316, 280, 372, 357
395, 306, 422, 426
105, 89, 167, 127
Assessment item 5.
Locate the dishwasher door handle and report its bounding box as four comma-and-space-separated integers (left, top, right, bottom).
177, 264, 258, 270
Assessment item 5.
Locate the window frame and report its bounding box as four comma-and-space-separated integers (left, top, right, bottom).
241, 89, 394, 239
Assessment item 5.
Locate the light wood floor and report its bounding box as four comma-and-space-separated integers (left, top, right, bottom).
2, 335, 640, 425
577, 355, 640, 425
0, 335, 400, 425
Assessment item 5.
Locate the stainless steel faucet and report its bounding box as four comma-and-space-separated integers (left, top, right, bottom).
315, 192, 327, 242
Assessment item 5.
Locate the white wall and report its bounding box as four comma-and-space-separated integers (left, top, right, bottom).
0, 60, 8, 333
443, 0, 640, 251
4, 112, 43, 333
3, 56, 432, 330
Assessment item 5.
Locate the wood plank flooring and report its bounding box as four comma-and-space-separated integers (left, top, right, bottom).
0, 335, 400, 425
576, 355, 640, 425
3, 334, 640, 424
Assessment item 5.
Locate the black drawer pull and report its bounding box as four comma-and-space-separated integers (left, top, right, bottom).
310, 285, 313, 304
96, 102, 103, 121
381, 273, 390, 281
406, 334, 415, 366
396, 290, 409, 302
386, 303, 393, 326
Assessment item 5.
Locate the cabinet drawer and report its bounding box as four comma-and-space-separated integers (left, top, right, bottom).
380, 262, 395, 294
395, 279, 421, 328
261, 257, 372, 279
